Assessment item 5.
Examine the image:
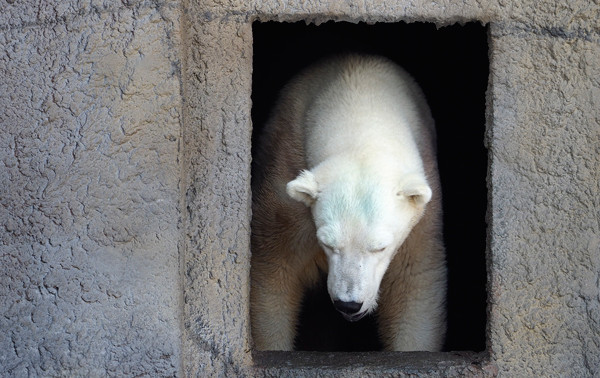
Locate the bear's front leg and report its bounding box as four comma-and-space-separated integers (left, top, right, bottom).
376, 242, 447, 351
250, 263, 304, 351
377, 278, 446, 351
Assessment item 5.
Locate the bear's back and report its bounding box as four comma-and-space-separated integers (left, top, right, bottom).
254, 54, 436, 182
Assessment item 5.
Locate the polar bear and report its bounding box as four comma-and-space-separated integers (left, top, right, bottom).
250, 54, 446, 351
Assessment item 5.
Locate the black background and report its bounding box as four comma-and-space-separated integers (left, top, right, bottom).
251, 21, 489, 352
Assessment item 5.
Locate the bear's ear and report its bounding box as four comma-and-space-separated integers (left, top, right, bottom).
287, 170, 319, 206
397, 176, 432, 206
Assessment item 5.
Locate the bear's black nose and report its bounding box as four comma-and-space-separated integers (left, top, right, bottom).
333, 300, 363, 315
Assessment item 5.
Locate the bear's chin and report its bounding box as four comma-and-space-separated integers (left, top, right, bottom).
339, 310, 369, 322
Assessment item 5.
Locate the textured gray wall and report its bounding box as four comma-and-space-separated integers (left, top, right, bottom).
487, 23, 600, 375
2, 0, 599, 376
1, 1, 182, 376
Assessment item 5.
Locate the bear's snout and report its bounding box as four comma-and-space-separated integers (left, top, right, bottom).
333, 300, 362, 314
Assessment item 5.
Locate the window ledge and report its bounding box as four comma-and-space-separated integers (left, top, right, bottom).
253, 351, 494, 375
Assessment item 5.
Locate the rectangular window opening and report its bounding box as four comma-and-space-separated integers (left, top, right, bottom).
251, 20, 489, 362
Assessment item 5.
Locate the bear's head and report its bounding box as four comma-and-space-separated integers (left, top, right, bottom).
287, 167, 431, 321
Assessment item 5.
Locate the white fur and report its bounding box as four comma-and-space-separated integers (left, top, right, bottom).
286, 58, 432, 320
251, 54, 446, 351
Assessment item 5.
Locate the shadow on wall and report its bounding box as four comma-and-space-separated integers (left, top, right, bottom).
251, 21, 489, 352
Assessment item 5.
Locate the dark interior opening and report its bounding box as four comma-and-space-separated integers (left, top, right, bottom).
251, 20, 488, 352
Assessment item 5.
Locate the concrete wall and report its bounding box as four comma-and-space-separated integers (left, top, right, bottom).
2, 0, 599, 376
1, 2, 182, 376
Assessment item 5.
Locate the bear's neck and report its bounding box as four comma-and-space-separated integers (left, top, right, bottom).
305, 121, 424, 176
310, 150, 424, 187
305, 107, 424, 169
